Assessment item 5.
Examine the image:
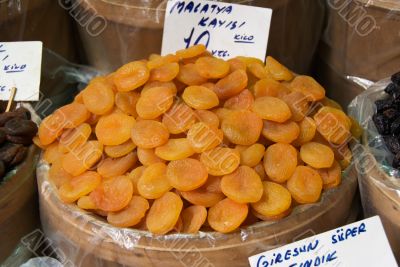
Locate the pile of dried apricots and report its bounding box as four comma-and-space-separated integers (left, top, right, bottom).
35, 45, 360, 235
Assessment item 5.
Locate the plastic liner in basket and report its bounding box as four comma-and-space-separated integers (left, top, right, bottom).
37, 159, 358, 267
348, 77, 400, 262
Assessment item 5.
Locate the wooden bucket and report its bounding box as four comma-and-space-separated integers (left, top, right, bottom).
75, 0, 324, 73
0, 145, 41, 262
38, 160, 358, 267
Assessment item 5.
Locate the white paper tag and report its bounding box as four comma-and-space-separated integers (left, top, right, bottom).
162, 0, 272, 61
249, 216, 397, 267
0, 41, 43, 101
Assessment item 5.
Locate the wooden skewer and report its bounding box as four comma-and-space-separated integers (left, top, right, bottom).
6, 87, 16, 112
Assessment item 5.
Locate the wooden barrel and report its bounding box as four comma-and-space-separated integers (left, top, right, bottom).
0, 145, 40, 262
314, 0, 400, 107
38, 160, 358, 267
75, 0, 325, 73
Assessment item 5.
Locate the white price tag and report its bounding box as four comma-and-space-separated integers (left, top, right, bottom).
0, 41, 43, 101
249, 216, 397, 267
162, 0, 272, 61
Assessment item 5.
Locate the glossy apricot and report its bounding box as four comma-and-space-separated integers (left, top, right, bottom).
214, 69, 248, 99
131, 120, 169, 149
155, 138, 195, 161
179, 176, 224, 207
181, 205, 207, 233
150, 62, 179, 82
194, 110, 220, 128
136, 86, 175, 119
167, 158, 208, 191
252, 96, 292, 122
58, 123, 92, 153
293, 117, 317, 146
221, 110, 263, 145
200, 147, 240, 176
82, 77, 115, 115
162, 100, 196, 134
176, 63, 208, 86
137, 163, 172, 199
113, 61, 150, 92
238, 143, 265, 167
300, 142, 335, 169
224, 89, 254, 110
290, 76, 325, 101
265, 56, 294, 81
59, 171, 101, 203
62, 141, 103, 176
195, 57, 230, 79
97, 152, 137, 177
182, 86, 219, 110
107, 196, 150, 227
95, 113, 136, 146
104, 140, 136, 158
287, 166, 323, 204
137, 147, 165, 166
187, 122, 223, 153
316, 160, 342, 189
263, 143, 298, 183
262, 120, 300, 144
115, 91, 140, 117
207, 198, 248, 233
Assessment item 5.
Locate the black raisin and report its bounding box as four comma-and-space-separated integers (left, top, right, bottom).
391, 71, 400, 86
383, 135, 400, 154
383, 108, 400, 123
384, 83, 400, 99
373, 113, 390, 134
0, 160, 4, 179
4, 118, 38, 137
375, 98, 393, 113
393, 152, 400, 169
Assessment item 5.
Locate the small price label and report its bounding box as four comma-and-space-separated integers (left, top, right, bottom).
162, 0, 272, 61
0, 41, 42, 101
249, 216, 397, 267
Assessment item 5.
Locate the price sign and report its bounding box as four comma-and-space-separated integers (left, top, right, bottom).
0, 41, 42, 101
249, 216, 397, 267
162, 0, 272, 61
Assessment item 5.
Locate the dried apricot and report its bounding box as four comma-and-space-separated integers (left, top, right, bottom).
176, 63, 208, 86
97, 152, 137, 177
195, 57, 230, 79
58, 123, 91, 153
316, 160, 341, 189
77, 196, 97, 210
221, 166, 263, 203
43, 142, 64, 164
252, 97, 291, 122
314, 107, 351, 145
131, 120, 169, 148
194, 110, 219, 128
227, 58, 246, 72
290, 76, 325, 101
115, 91, 140, 117
262, 120, 300, 144
238, 143, 265, 167
59, 171, 101, 203
104, 140, 136, 158
113, 61, 150, 92
263, 143, 297, 183
162, 100, 196, 134
150, 62, 179, 82
137, 147, 165, 166
253, 163, 266, 180
248, 62, 269, 79
167, 158, 208, 191
95, 113, 135, 146
287, 166, 323, 204
146, 191, 183, 234
82, 77, 115, 115
128, 165, 146, 195
214, 69, 248, 99
176, 44, 206, 59
48, 161, 73, 188
179, 176, 224, 207
253, 78, 289, 98
281, 91, 310, 122
251, 181, 292, 219
137, 162, 172, 199
200, 147, 240, 176
147, 54, 179, 70
182, 86, 219, 110
53, 103, 91, 129
90, 176, 133, 212
155, 138, 195, 161
181, 205, 207, 233
142, 81, 177, 94
293, 118, 317, 146
221, 110, 262, 145
136, 86, 175, 119
207, 198, 248, 233
224, 89, 254, 110
62, 141, 103, 176
265, 56, 294, 81
187, 122, 223, 153
300, 142, 334, 169
107, 196, 150, 227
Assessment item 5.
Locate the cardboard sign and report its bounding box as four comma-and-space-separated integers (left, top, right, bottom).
249, 216, 397, 267
162, 0, 272, 61
0, 41, 42, 101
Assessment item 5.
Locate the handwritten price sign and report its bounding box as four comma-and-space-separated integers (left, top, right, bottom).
249, 217, 397, 267
162, 0, 272, 61
0, 41, 42, 101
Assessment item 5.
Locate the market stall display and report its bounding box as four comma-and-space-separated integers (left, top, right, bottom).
37, 46, 358, 266
349, 72, 400, 262
74, 0, 324, 73
315, 0, 400, 107
0, 105, 40, 262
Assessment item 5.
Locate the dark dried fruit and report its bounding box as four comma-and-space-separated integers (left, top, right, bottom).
0, 129, 6, 145
0, 160, 5, 179
384, 83, 400, 99
6, 135, 33, 145
383, 108, 400, 123
383, 135, 400, 154
5, 118, 38, 137
14, 107, 31, 120
392, 71, 400, 86
10, 146, 28, 166
373, 113, 390, 135
391, 117, 400, 136
0, 143, 23, 164
375, 98, 393, 113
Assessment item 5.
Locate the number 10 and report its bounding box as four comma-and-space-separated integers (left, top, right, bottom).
184, 27, 211, 48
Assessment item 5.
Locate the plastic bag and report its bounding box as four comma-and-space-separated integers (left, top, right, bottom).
0, 0, 79, 62
315, 0, 400, 107
70, 0, 325, 73
348, 77, 400, 262
37, 160, 358, 267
